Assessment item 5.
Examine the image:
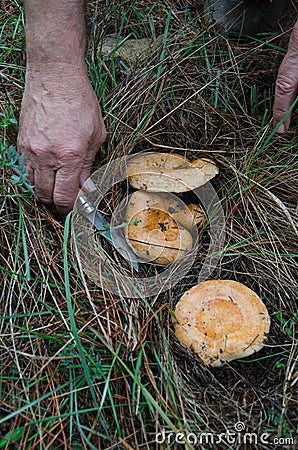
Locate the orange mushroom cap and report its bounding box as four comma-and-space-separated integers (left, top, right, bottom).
125, 191, 195, 265
174, 280, 270, 367
126, 153, 219, 192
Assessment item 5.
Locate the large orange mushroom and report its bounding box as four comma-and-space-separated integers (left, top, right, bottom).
174, 280, 270, 367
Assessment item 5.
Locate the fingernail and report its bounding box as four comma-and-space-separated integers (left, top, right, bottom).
277, 123, 286, 133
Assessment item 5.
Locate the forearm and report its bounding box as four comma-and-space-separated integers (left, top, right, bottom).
24, 0, 87, 70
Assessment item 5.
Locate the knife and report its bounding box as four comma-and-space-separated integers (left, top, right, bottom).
76, 194, 139, 272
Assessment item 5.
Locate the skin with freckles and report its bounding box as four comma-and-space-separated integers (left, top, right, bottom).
18, 1, 297, 215
273, 19, 298, 133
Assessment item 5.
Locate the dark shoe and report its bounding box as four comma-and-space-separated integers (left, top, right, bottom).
205, 0, 288, 35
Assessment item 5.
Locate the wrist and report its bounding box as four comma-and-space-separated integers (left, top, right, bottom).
26, 28, 86, 68
26, 61, 88, 80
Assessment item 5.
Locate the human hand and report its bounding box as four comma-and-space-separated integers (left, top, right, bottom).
17, 64, 107, 215
273, 19, 298, 133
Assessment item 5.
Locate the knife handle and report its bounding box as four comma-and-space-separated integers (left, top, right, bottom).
77, 195, 95, 215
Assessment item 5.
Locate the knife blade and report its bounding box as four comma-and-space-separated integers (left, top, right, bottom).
76, 194, 139, 272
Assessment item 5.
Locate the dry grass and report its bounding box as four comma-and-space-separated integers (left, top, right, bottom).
0, 0, 297, 448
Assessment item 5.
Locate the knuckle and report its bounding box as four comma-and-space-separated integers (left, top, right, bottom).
30, 146, 49, 159
93, 124, 107, 147
57, 147, 84, 166
18, 140, 53, 161
99, 126, 107, 144
275, 77, 296, 97
16, 134, 31, 156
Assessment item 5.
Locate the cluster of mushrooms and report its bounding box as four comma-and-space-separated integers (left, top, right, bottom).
124, 153, 270, 367
125, 153, 214, 265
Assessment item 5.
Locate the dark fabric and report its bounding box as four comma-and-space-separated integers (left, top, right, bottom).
205, 0, 288, 35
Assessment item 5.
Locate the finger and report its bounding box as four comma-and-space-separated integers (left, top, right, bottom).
53, 160, 83, 216
273, 21, 298, 133
79, 140, 102, 187
34, 167, 55, 204
273, 63, 297, 133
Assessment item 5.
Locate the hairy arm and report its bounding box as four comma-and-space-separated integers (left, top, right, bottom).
18, 0, 106, 214
273, 19, 298, 133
